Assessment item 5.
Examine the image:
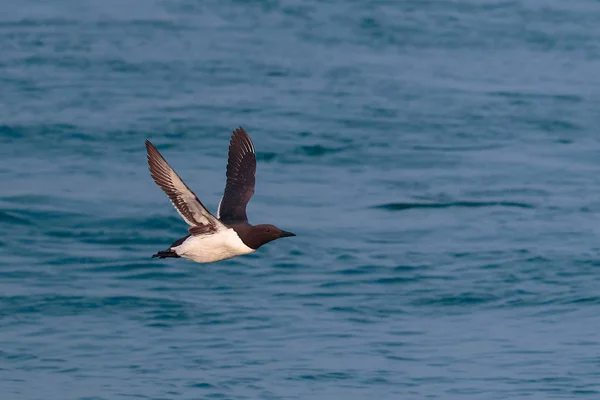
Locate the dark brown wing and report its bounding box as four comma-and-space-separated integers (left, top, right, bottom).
145, 140, 223, 234
217, 127, 256, 223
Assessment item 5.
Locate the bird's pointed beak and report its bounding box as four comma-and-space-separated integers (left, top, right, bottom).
280, 230, 296, 238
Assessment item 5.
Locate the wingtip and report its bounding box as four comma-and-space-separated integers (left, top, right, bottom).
145, 140, 160, 159
229, 127, 254, 153
145, 140, 163, 170
232, 126, 247, 137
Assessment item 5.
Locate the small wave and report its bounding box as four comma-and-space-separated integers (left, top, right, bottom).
273, 262, 302, 269
373, 201, 534, 211
188, 382, 215, 389
290, 371, 355, 382
0, 295, 188, 317
319, 281, 355, 288
256, 151, 277, 162
412, 292, 499, 307
561, 296, 600, 305
334, 264, 384, 275
0, 18, 77, 28
489, 90, 582, 103
117, 271, 189, 280
0, 125, 24, 139
0, 210, 34, 226
86, 262, 165, 273
297, 145, 345, 157
370, 276, 420, 284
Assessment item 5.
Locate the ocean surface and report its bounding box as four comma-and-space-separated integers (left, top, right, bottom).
1, 0, 600, 399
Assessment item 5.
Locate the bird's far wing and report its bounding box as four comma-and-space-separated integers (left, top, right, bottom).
217, 127, 257, 223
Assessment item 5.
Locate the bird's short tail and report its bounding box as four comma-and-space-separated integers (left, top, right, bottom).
151, 249, 180, 259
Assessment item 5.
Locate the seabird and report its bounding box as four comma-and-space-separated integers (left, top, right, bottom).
146, 127, 295, 263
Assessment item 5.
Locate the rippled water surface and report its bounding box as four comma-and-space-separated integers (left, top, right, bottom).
2, 0, 600, 399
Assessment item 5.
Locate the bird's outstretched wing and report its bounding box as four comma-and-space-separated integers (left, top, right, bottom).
217, 127, 257, 223
146, 140, 223, 235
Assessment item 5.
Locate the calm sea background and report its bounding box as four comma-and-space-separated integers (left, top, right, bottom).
2, 0, 600, 399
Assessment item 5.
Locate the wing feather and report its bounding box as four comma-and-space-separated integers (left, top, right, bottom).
217, 127, 256, 223
145, 140, 223, 234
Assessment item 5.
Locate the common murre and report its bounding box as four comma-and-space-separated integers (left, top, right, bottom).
146, 127, 295, 263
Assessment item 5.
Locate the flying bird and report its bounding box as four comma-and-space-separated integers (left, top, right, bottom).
146, 127, 295, 263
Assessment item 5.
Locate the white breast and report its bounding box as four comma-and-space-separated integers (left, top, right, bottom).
172, 228, 254, 263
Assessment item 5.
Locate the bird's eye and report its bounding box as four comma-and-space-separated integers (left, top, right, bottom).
266, 228, 270, 232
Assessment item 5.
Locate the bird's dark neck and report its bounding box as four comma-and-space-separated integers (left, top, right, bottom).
227, 222, 261, 250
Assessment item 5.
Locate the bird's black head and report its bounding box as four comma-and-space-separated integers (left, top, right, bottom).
247, 224, 296, 249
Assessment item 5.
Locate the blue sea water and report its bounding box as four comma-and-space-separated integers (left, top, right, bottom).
2, 0, 600, 399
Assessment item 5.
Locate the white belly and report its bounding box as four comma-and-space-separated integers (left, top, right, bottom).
172, 228, 254, 263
